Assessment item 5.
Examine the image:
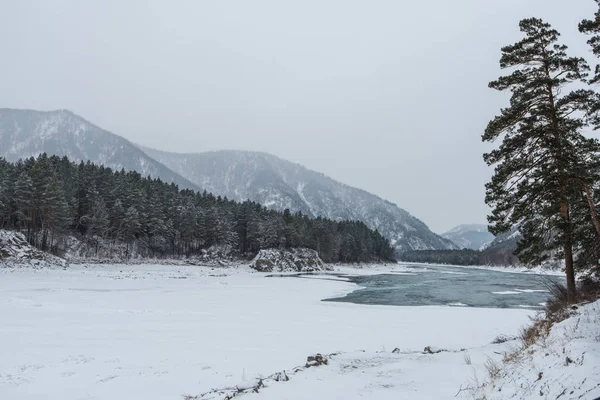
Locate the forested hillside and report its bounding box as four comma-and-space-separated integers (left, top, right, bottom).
142, 148, 457, 253
0, 154, 395, 263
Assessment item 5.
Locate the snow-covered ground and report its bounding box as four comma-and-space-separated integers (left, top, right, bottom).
0, 264, 561, 399
473, 299, 600, 400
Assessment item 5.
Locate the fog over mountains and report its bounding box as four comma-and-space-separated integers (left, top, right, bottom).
0, 108, 457, 253
441, 224, 495, 250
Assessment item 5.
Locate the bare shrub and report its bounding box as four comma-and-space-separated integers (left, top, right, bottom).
540, 277, 600, 323
542, 281, 570, 322
519, 317, 552, 349
578, 277, 600, 303
492, 334, 516, 344
502, 348, 521, 364
463, 352, 472, 365
484, 358, 501, 381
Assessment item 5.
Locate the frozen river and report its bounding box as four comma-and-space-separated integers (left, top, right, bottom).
0, 264, 535, 399
323, 264, 563, 308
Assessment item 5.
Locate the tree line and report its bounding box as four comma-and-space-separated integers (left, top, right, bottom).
483, 3, 600, 301
397, 245, 520, 267
0, 154, 395, 263
397, 250, 480, 266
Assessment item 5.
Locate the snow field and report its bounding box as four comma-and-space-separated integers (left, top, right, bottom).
0, 264, 534, 399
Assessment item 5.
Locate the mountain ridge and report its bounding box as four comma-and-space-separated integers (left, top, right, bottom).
0, 108, 456, 253
0, 108, 198, 190
142, 147, 457, 253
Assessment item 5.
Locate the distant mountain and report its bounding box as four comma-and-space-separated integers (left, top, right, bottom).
0, 108, 197, 189
478, 226, 521, 265
142, 148, 457, 253
441, 224, 495, 250
0, 108, 456, 253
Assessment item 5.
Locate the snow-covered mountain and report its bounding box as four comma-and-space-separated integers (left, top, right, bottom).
441, 224, 495, 250
142, 148, 457, 253
0, 108, 456, 253
0, 109, 197, 189
477, 225, 522, 265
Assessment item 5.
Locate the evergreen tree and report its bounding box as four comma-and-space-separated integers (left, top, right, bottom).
12, 171, 33, 233
86, 194, 110, 255
0, 154, 394, 263
580, 0, 600, 83
122, 206, 141, 243
483, 18, 600, 301
0, 159, 12, 228
42, 176, 71, 250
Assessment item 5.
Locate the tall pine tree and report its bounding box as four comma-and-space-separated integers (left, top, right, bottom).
483, 18, 600, 301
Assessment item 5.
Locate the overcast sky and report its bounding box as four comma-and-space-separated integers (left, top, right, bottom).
0, 0, 597, 233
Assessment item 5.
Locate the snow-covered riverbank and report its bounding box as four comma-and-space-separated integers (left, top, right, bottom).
0, 264, 541, 399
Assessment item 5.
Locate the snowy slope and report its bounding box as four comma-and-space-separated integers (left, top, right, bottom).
441, 224, 495, 250
142, 148, 458, 253
472, 299, 600, 400
0, 109, 197, 189
0, 108, 455, 253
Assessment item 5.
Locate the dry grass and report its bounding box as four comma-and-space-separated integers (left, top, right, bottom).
519, 317, 552, 349
491, 334, 516, 344
502, 347, 521, 364
467, 278, 600, 400
484, 358, 501, 381
542, 277, 600, 320
578, 277, 600, 303
542, 281, 571, 322
510, 277, 600, 354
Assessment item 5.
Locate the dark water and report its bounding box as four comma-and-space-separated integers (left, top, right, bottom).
287, 264, 563, 309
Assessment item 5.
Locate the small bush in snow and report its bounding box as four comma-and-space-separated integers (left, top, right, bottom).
519, 318, 551, 349
543, 281, 571, 323
463, 352, 472, 365
484, 358, 501, 381
491, 334, 516, 344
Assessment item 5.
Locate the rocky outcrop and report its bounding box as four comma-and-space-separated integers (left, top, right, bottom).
305, 354, 329, 368
249, 248, 331, 272
0, 230, 68, 268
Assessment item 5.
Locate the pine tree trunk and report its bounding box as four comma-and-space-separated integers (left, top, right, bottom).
541, 50, 577, 302
561, 198, 577, 302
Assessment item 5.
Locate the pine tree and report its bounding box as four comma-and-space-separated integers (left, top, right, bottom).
0, 154, 395, 263
12, 171, 33, 233
483, 18, 600, 302
42, 176, 71, 250
179, 198, 198, 255
86, 195, 110, 255
122, 205, 141, 256
0, 159, 12, 228
580, 0, 600, 83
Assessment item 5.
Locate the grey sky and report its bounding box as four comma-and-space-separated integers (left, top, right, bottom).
0, 0, 597, 233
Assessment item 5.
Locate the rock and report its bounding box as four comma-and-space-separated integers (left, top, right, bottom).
236, 378, 264, 392
423, 346, 445, 354
269, 371, 289, 382
249, 248, 331, 272
305, 353, 328, 368
0, 230, 68, 269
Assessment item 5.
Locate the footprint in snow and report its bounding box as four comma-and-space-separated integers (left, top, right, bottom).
98, 375, 118, 383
